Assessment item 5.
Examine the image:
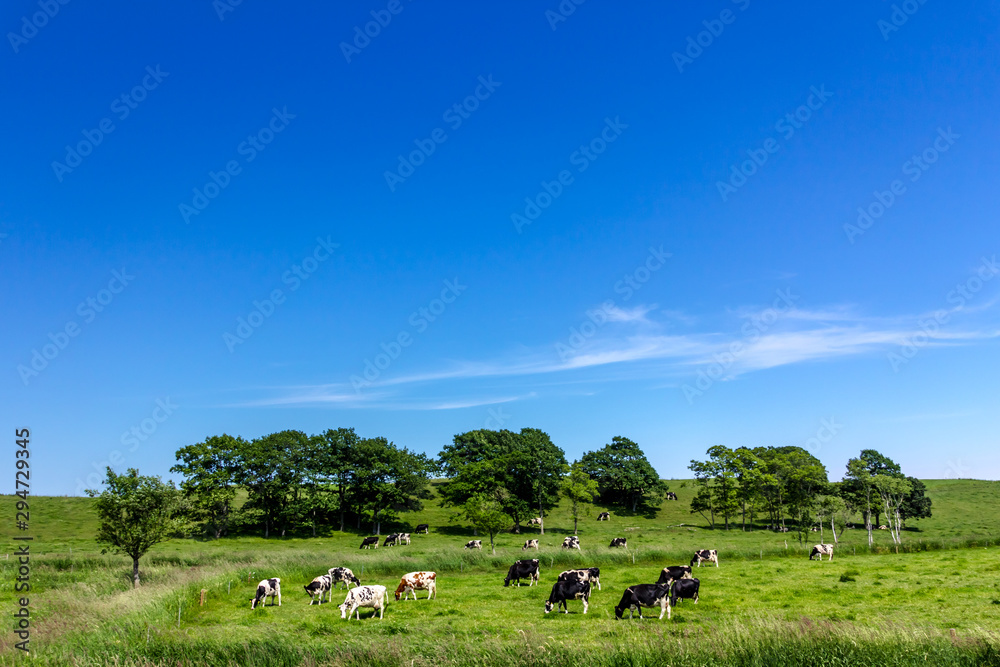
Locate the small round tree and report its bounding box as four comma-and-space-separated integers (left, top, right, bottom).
87, 467, 184, 588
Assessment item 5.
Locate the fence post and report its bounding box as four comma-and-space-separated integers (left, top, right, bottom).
200, 589, 207, 606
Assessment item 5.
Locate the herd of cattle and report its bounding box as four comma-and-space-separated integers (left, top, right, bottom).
248, 512, 838, 620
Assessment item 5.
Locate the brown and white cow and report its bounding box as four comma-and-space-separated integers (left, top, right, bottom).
394, 571, 437, 600
522, 539, 539, 550
809, 544, 834, 561
690, 549, 719, 567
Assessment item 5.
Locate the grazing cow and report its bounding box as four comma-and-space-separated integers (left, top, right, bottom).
597, 511, 611, 521
545, 580, 591, 614
394, 571, 437, 601
303, 574, 332, 604
360, 536, 379, 549
878, 525, 888, 530
338, 585, 388, 621
811, 527, 820, 532
809, 544, 834, 561
670, 578, 700, 606
665, 492, 678, 501
690, 549, 719, 568
609, 537, 627, 548
528, 517, 543, 527
250, 578, 281, 609
561, 536, 581, 550
415, 523, 430, 534
523, 539, 539, 550
558, 567, 601, 591
656, 565, 693, 585
398, 533, 411, 546
383, 533, 400, 547
614, 583, 672, 620
464, 539, 483, 550
328, 567, 361, 589
504, 559, 540, 587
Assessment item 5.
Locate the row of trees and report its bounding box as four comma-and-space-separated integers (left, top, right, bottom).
687, 446, 931, 545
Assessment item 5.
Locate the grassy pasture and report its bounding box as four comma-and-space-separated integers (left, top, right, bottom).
2, 479, 1000, 665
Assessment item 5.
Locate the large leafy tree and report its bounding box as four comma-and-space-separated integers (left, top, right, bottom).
87, 468, 183, 588
561, 463, 599, 533
579, 436, 667, 513
171, 434, 243, 538
320, 427, 363, 532
234, 430, 310, 538
351, 437, 435, 534
899, 476, 932, 526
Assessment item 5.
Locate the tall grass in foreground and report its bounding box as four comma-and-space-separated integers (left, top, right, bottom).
13, 620, 1000, 666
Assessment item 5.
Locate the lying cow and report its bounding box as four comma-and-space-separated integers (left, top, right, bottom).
250, 578, 281, 609
690, 549, 719, 567
464, 540, 482, 550
614, 583, 672, 620
504, 559, 540, 587
395, 571, 437, 600
809, 544, 834, 561
415, 523, 430, 534
328, 567, 361, 589
383, 533, 400, 547
670, 577, 700, 606
597, 511, 611, 521
656, 565, 693, 585
878, 525, 888, 530
303, 574, 332, 604
359, 536, 379, 549
561, 536, 581, 550
523, 539, 539, 550
545, 580, 590, 614
338, 585, 388, 620
558, 567, 601, 591
609, 537, 627, 548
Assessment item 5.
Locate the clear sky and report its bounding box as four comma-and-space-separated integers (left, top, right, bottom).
3, 1, 999, 495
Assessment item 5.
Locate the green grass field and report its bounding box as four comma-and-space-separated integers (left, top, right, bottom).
3, 479, 1000, 666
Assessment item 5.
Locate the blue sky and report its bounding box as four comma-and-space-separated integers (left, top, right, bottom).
3, 1, 999, 495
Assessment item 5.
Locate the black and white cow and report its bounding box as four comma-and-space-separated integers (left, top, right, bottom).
338, 585, 388, 620
523, 539, 539, 550
670, 578, 700, 606
878, 525, 888, 530
665, 492, 678, 501
558, 567, 601, 591
250, 578, 281, 609
614, 583, 672, 620
464, 539, 482, 550
504, 559, 540, 587
809, 544, 834, 561
545, 580, 590, 614
656, 565, 693, 585
561, 536, 581, 550
328, 567, 361, 589
415, 523, 429, 534
690, 549, 719, 567
597, 511, 611, 521
303, 574, 332, 604
383, 533, 400, 547
528, 517, 543, 527
398, 533, 411, 545
360, 536, 379, 549
609, 537, 627, 548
